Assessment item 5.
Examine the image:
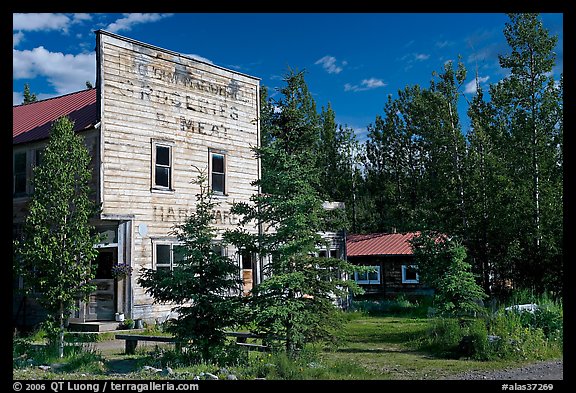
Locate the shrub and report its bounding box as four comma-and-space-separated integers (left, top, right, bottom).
419, 317, 464, 357
419, 303, 563, 361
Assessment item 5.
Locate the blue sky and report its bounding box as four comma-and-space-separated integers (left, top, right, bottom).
12, 13, 563, 140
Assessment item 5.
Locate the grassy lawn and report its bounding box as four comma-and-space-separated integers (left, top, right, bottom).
318, 314, 557, 380
13, 314, 560, 380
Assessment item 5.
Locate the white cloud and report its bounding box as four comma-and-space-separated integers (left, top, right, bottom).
464, 76, 490, 94
13, 32, 24, 47
72, 13, 92, 23
13, 91, 23, 106
13, 13, 71, 32
414, 53, 430, 61
13, 46, 96, 95
315, 55, 346, 74
435, 40, 451, 48
344, 78, 387, 92
106, 13, 174, 33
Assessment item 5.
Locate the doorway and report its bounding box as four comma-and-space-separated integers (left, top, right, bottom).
85, 249, 116, 321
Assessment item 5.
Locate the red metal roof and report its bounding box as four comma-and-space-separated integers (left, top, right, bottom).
13, 88, 98, 145
346, 232, 421, 257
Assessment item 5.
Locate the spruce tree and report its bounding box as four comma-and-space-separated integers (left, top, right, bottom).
225, 70, 361, 356
138, 169, 244, 364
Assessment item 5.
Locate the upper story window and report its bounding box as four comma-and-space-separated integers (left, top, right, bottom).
13, 152, 27, 197
13, 148, 44, 198
152, 140, 173, 191
210, 151, 226, 195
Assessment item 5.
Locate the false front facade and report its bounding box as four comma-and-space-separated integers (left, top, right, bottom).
13, 30, 261, 327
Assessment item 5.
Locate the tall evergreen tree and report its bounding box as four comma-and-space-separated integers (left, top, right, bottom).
225, 71, 361, 356
13, 116, 100, 357
23, 83, 37, 104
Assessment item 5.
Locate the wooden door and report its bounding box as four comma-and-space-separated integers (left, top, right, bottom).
85, 250, 116, 321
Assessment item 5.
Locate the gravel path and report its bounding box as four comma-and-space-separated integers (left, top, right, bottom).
445, 359, 563, 380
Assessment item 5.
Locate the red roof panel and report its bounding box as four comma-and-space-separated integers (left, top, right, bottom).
13, 88, 98, 145
346, 232, 421, 257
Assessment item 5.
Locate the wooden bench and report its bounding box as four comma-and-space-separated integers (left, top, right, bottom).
115, 332, 272, 354
235, 342, 269, 352
115, 334, 180, 355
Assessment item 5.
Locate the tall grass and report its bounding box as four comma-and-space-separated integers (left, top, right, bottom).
13, 329, 106, 374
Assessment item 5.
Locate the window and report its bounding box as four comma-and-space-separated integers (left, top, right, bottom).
354, 265, 380, 284
152, 141, 173, 190
210, 151, 226, 195
13, 148, 45, 198
402, 265, 419, 284
13, 151, 27, 197
211, 242, 227, 257
154, 242, 185, 271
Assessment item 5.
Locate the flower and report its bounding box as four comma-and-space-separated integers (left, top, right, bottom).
111, 263, 133, 278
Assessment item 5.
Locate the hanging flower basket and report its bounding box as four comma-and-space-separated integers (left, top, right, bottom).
111, 263, 133, 279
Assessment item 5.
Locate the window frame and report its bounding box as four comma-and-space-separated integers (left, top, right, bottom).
354, 265, 380, 285
13, 147, 45, 198
209, 149, 227, 196
153, 241, 185, 271
401, 264, 420, 284
151, 139, 174, 192
13, 151, 28, 198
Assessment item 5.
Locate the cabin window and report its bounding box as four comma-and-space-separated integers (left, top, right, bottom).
152, 141, 173, 190
209, 151, 226, 195
355, 265, 380, 285
402, 265, 419, 284
154, 242, 185, 271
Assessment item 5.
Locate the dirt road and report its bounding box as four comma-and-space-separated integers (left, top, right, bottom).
445, 359, 563, 380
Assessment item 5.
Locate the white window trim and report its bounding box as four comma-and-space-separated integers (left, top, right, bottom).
152, 240, 183, 271
354, 265, 380, 285
402, 264, 419, 284
151, 139, 174, 192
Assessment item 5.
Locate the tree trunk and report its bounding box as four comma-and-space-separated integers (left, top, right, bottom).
59, 301, 65, 358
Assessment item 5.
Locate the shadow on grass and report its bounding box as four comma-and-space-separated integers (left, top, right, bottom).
335, 347, 421, 354
105, 358, 139, 374
345, 330, 427, 344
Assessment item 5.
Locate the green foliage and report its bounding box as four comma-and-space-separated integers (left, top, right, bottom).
13, 116, 101, 357
354, 13, 562, 298
410, 231, 486, 316
138, 169, 245, 365
420, 296, 563, 361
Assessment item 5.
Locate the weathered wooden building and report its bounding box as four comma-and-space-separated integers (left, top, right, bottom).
347, 232, 433, 298
13, 30, 262, 328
